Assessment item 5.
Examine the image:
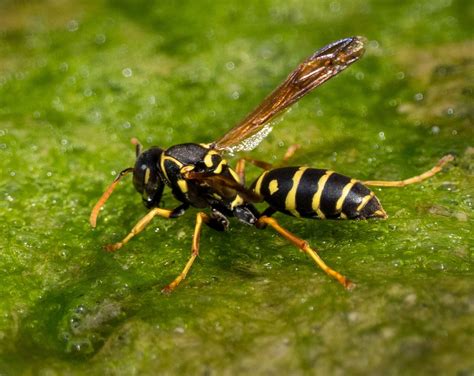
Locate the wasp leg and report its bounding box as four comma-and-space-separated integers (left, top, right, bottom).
234, 144, 301, 184
161, 212, 211, 293
235, 158, 273, 184
235, 159, 247, 184
90, 167, 134, 228
105, 206, 186, 252
256, 215, 354, 290
363, 154, 454, 187
281, 144, 301, 164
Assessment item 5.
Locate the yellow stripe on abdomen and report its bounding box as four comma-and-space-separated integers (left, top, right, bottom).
311, 170, 334, 219
335, 179, 357, 214
252, 171, 268, 196
285, 167, 308, 217
357, 191, 375, 212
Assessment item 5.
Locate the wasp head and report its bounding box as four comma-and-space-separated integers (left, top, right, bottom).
133, 147, 166, 208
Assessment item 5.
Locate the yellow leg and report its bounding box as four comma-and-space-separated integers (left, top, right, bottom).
235, 158, 247, 184
363, 154, 454, 187
281, 144, 301, 164
90, 167, 134, 228
257, 216, 354, 290
234, 144, 301, 184
105, 207, 173, 252
162, 212, 210, 293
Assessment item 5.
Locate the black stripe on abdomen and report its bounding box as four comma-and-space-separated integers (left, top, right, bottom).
319, 172, 352, 218
258, 167, 296, 214
341, 182, 372, 218
295, 169, 327, 218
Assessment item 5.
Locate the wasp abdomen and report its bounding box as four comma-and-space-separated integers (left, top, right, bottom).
251, 167, 387, 220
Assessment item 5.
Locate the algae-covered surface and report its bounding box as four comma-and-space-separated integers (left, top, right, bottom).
0, 0, 473, 374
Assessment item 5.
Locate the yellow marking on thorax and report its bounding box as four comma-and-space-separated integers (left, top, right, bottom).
285, 167, 308, 217
253, 171, 269, 196
356, 191, 375, 212
228, 167, 241, 183
160, 154, 183, 182
177, 179, 188, 194
213, 159, 227, 174
144, 168, 151, 185
268, 179, 279, 195
180, 165, 195, 174
230, 194, 244, 209
311, 170, 334, 219
335, 179, 357, 213
204, 150, 219, 168
160, 155, 168, 181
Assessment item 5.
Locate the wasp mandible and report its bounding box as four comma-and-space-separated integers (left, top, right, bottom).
90, 37, 453, 292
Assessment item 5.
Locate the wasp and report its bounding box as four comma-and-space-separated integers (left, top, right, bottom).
90, 37, 453, 292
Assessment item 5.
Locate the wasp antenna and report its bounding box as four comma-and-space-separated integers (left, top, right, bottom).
131, 137, 143, 157
90, 167, 134, 228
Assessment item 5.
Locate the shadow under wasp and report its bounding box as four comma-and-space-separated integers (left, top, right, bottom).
90, 37, 453, 292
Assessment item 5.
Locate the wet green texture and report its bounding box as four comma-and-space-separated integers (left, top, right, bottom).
0, 0, 473, 374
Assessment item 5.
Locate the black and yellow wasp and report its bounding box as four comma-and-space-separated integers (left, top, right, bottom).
90, 37, 453, 292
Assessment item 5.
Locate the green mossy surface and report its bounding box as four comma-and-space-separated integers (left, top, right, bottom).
0, 0, 472, 374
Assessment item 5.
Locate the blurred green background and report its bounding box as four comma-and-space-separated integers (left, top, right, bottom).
0, 0, 472, 374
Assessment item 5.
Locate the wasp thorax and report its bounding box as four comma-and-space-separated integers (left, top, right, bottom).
133, 147, 165, 208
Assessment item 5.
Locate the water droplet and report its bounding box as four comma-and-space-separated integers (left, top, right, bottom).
388, 99, 399, 107
414, 92, 424, 101
369, 40, 379, 49
95, 33, 106, 45
346, 311, 359, 323
225, 61, 235, 70
67, 20, 79, 32
122, 68, 133, 78
329, 1, 341, 13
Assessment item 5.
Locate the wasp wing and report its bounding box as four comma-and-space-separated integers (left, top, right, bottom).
213, 36, 366, 153
184, 171, 263, 203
